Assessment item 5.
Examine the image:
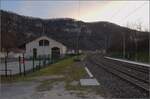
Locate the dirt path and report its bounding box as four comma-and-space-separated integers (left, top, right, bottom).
0, 75, 104, 99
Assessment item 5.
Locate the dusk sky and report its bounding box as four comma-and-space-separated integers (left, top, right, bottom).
1, 0, 149, 31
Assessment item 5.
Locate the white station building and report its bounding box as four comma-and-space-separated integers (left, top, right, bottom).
25, 36, 67, 58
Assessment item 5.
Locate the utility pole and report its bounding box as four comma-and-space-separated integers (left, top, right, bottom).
105, 36, 107, 54
76, 26, 80, 55
134, 32, 138, 61
42, 23, 46, 60
148, 33, 150, 63
134, 22, 141, 61
122, 32, 126, 59
0, 12, 1, 52
76, 0, 80, 55
0, 25, 1, 52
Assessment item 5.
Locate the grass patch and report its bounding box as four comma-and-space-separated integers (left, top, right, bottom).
33, 54, 88, 93
29, 57, 75, 76
0, 54, 86, 83
0, 75, 34, 83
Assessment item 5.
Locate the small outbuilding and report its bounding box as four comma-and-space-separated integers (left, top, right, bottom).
25, 36, 67, 59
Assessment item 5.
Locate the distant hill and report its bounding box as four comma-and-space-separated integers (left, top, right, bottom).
0, 10, 149, 52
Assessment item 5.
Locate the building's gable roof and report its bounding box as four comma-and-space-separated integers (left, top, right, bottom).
26, 36, 66, 47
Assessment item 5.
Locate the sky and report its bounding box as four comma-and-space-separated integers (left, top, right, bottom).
1, 0, 149, 31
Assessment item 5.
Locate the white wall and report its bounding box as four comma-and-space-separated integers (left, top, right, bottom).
25, 36, 67, 58
8, 52, 23, 58
0, 52, 5, 58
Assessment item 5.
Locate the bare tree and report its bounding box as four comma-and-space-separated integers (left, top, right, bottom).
126, 21, 143, 61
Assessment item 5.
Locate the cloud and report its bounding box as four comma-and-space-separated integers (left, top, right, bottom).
2, 0, 149, 30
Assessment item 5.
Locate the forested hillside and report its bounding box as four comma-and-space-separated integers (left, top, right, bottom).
1, 10, 149, 53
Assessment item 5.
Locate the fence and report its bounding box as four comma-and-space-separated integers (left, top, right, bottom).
0, 55, 53, 77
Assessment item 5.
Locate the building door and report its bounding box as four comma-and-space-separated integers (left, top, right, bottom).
33, 48, 37, 59
51, 47, 60, 60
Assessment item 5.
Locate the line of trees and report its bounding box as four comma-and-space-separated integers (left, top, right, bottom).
108, 21, 149, 62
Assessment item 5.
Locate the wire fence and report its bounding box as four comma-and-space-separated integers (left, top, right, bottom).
0, 55, 55, 77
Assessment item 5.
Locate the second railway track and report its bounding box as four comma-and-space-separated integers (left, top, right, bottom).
87, 54, 150, 92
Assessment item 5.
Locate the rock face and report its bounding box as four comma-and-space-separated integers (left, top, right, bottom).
0, 10, 149, 52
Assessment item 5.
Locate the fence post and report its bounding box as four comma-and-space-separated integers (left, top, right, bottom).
48, 54, 50, 64
18, 56, 22, 75
32, 56, 35, 72
43, 57, 46, 67
23, 53, 26, 76
49, 55, 51, 64
4, 56, 7, 77
9, 70, 12, 81
39, 56, 41, 69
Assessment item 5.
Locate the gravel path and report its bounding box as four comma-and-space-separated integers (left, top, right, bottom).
0, 76, 104, 99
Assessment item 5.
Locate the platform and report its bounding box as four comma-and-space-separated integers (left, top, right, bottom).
80, 78, 100, 86
105, 57, 150, 67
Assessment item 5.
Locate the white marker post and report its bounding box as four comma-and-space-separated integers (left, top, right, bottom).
85, 67, 93, 78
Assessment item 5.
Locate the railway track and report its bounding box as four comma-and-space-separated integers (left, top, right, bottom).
87, 54, 150, 92
101, 56, 149, 84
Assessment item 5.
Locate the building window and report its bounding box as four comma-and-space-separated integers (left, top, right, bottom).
44, 40, 49, 46
39, 39, 49, 46
39, 40, 43, 46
